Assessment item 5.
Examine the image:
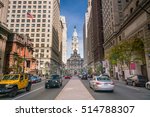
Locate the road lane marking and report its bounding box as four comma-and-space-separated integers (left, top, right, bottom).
12, 86, 44, 100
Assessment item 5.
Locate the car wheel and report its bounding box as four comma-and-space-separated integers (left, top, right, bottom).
147, 84, 150, 90
45, 85, 49, 89
9, 87, 18, 97
132, 82, 136, 87
26, 83, 31, 92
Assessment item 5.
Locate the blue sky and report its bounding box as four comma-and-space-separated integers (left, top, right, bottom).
60, 0, 87, 58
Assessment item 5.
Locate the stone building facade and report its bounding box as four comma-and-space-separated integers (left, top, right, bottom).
67, 27, 84, 75
103, 0, 150, 80
4, 33, 36, 74
0, 0, 10, 74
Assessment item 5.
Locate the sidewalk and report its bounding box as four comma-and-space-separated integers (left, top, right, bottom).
55, 76, 94, 100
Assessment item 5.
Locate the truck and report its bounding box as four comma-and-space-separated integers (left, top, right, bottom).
0, 74, 32, 97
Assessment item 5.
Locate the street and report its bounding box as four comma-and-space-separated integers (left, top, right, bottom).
81, 79, 150, 100
0, 79, 69, 100
0, 76, 150, 100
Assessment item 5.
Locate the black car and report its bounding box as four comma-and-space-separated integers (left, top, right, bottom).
126, 75, 147, 87
45, 74, 62, 88
81, 74, 88, 80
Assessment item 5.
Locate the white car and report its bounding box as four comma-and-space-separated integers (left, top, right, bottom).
145, 81, 150, 90
89, 75, 115, 92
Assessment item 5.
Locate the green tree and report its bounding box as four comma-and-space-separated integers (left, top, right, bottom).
107, 38, 145, 74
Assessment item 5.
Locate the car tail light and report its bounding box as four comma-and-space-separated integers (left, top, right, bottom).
96, 82, 101, 85
111, 82, 115, 85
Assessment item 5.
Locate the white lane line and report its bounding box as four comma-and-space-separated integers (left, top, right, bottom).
12, 86, 44, 100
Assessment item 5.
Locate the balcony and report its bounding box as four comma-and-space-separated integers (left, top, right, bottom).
0, 0, 4, 8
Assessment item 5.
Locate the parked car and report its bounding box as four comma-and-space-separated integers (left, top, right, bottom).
81, 74, 88, 80
145, 81, 150, 90
45, 74, 62, 88
30, 76, 41, 84
78, 74, 82, 78
89, 75, 114, 92
126, 75, 147, 87
64, 75, 71, 79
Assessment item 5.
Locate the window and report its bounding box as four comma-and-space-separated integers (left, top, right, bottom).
16, 24, 19, 27
35, 49, 39, 52
11, 19, 14, 22
36, 39, 39, 42
17, 10, 21, 13
41, 49, 44, 52
41, 39, 45, 42
42, 19, 46, 22
38, 15, 41, 18
28, 1, 32, 4
22, 19, 25, 22
13, 1, 16, 4
33, 1, 36, 4
42, 29, 45, 32
136, 0, 139, 7
12, 10, 16, 13
11, 24, 14, 27
31, 34, 34, 37
26, 29, 29, 32
37, 19, 41, 22
36, 34, 40, 37
130, 8, 134, 14
37, 24, 40, 27
42, 34, 45, 37
36, 44, 39, 47
44, 1, 47, 4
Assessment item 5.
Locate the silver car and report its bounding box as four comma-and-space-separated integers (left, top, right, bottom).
145, 81, 150, 90
89, 75, 115, 92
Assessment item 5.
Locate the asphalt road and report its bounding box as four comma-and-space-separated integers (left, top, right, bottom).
81, 79, 150, 100
0, 79, 69, 100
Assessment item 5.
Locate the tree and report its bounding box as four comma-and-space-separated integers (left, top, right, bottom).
10, 53, 23, 73
107, 38, 145, 75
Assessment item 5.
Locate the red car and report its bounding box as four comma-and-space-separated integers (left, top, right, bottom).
64, 76, 71, 79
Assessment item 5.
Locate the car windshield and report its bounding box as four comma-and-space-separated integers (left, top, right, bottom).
31, 76, 37, 79
97, 76, 110, 81
137, 75, 145, 79
50, 75, 60, 80
1, 75, 19, 80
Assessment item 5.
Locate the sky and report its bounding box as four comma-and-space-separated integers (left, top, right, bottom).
60, 0, 87, 59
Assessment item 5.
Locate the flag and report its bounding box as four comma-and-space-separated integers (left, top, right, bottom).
27, 12, 34, 19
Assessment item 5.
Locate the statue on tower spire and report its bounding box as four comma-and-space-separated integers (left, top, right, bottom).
72, 26, 79, 53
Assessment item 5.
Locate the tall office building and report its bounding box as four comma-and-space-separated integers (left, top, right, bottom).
102, 0, 125, 51
92, 0, 104, 65
7, 0, 61, 75
60, 16, 67, 64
